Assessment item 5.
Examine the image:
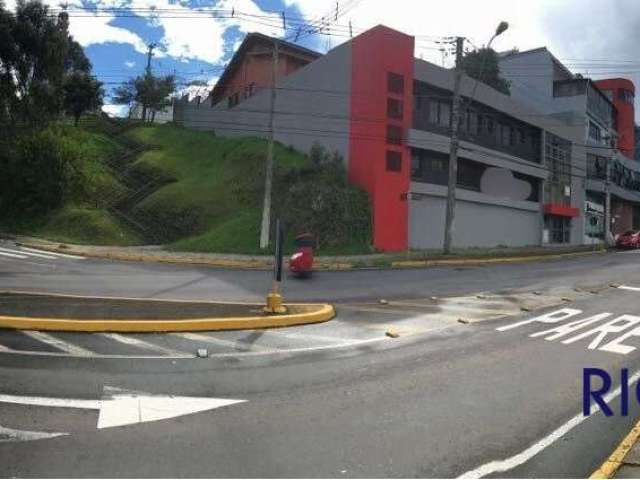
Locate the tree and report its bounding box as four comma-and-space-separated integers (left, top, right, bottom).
0, 1, 94, 135
63, 71, 103, 126
134, 73, 176, 122
460, 48, 511, 95
112, 80, 136, 118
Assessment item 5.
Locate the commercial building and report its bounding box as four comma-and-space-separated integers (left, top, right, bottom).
499, 49, 638, 241
174, 26, 583, 252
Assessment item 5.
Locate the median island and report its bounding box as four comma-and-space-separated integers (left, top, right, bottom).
0, 292, 334, 332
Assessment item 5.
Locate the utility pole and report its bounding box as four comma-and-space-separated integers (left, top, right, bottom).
604, 157, 612, 246
443, 36, 464, 254
142, 42, 156, 123
259, 39, 279, 249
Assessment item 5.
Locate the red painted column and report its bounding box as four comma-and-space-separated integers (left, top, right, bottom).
349, 26, 414, 252
595, 78, 636, 160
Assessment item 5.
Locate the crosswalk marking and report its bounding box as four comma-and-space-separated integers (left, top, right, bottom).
19, 246, 84, 260
21, 331, 94, 356
173, 333, 275, 352
0, 246, 55, 260
619, 285, 640, 292
100, 333, 186, 356
0, 250, 27, 259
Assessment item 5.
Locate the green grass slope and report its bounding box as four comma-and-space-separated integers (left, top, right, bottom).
125, 124, 309, 253
2, 123, 142, 245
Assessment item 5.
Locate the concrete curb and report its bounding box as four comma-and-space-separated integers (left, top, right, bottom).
17, 239, 606, 271
0, 303, 335, 333
590, 418, 640, 478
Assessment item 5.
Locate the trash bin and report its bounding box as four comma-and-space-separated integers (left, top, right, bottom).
289, 233, 314, 278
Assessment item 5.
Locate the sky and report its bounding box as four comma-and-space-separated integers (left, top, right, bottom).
6, 0, 640, 118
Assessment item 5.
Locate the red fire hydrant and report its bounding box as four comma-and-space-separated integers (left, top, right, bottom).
289, 233, 314, 278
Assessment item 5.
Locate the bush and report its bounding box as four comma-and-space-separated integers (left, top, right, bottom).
0, 130, 72, 219
274, 144, 371, 249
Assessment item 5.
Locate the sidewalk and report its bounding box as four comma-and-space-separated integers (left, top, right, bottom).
592, 419, 640, 478
5, 234, 607, 271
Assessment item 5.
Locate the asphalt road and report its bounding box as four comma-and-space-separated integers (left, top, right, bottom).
1, 241, 640, 477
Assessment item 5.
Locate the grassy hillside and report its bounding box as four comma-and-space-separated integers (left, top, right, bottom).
4, 120, 372, 254
1, 123, 142, 245
124, 124, 310, 254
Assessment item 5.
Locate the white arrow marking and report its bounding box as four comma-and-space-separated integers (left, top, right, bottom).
0, 388, 246, 430
0, 425, 67, 443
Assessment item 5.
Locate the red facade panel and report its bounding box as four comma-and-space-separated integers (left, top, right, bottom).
543, 203, 580, 218
349, 25, 415, 252
595, 78, 636, 160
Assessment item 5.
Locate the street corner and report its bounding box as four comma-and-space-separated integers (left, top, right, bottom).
0, 291, 335, 333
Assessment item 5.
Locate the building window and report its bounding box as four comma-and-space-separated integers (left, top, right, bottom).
500, 124, 512, 146
619, 88, 635, 105
386, 125, 403, 145
467, 110, 478, 135
426, 99, 451, 128
388, 72, 404, 94
545, 216, 571, 244
387, 98, 404, 119
386, 151, 402, 172
227, 92, 240, 108
588, 121, 602, 142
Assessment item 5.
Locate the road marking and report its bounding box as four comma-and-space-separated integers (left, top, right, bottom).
263, 330, 356, 344
173, 332, 274, 352
21, 331, 94, 356
0, 425, 67, 443
100, 333, 187, 357
619, 285, 640, 292
458, 368, 640, 478
0, 246, 55, 260
0, 336, 387, 359
0, 387, 246, 430
18, 246, 84, 260
0, 250, 27, 259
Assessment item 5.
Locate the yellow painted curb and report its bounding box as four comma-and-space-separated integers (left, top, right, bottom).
590, 419, 640, 478
391, 250, 606, 269
0, 304, 335, 333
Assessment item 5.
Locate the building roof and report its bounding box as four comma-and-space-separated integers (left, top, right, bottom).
210, 32, 322, 102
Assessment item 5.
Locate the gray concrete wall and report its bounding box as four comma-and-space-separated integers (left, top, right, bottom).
408, 183, 541, 249
174, 41, 352, 164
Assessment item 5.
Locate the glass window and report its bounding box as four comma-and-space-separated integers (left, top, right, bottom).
468, 110, 478, 135
387, 98, 404, 119
588, 121, 602, 142
388, 72, 404, 94
439, 102, 451, 128
386, 125, 403, 145
386, 151, 402, 172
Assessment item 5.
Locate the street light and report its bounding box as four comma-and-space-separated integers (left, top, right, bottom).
442, 21, 509, 255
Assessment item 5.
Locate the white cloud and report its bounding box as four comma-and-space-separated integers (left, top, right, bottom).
125, 60, 136, 68
68, 12, 149, 54
102, 104, 127, 117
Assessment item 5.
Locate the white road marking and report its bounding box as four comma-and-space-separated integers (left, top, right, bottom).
458, 368, 640, 478
0, 425, 67, 443
263, 330, 356, 344
0, 336, 388, 359
0, 387, 245, 430
0, 246, 55, 260
0, 250, 27, 259
18, 246, 84, 260
619, 285, 640, 292
101, 333, 187, 357
173, 333, 274, 352
21, 331, 94, 356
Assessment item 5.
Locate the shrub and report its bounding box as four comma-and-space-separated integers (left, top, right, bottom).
0, 130, 73, 219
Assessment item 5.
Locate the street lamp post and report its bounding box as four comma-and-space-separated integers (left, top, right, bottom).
443, 22, 509, 255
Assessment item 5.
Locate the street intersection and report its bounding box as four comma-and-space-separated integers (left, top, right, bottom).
2, 241, 640, 477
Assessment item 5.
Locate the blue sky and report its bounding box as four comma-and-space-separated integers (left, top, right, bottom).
12, 0, 635, 119
54, 0, 328, 112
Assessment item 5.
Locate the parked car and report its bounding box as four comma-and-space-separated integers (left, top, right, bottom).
616, 230, 640, 249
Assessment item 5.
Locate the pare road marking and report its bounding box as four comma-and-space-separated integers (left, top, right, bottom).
497, 308, 640, 355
